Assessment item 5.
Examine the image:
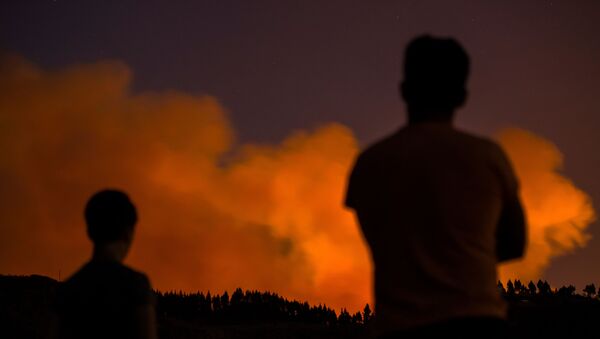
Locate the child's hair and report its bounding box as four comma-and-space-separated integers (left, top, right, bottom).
85, 189, 137, 245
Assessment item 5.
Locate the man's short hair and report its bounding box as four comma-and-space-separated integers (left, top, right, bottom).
403, 35, 470, 112
85, 189, 137, 245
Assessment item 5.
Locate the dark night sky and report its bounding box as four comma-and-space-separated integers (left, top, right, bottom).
2, 0, 600, 288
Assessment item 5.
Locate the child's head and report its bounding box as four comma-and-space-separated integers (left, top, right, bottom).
85, 189, 137, 252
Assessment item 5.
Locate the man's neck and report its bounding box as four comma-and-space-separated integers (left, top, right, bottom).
408, 114, 453, 126
92, 242, 128, 263
407, 110, 454, 125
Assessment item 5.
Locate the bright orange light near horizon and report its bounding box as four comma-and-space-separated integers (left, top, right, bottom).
0, 55, 595, 312
497, 129, 596, 283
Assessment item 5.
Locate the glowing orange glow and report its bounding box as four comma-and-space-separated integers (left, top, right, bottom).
0, 55, 594, 312
497, 129, 596, 282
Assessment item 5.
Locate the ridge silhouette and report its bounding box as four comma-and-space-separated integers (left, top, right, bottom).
4, 274, 600, 338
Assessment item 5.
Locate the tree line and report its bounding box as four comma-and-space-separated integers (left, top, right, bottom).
156, 288, 372, 327
497, 279, 598, 299
3, 275, 600, 339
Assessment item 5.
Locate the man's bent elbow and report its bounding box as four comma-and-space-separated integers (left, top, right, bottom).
496, 199, 527, 263
497, 243, 525, 263
497, 231, 526, 263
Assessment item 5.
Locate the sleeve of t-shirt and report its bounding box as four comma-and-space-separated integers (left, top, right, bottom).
130, 273, 156, 307
493, 144, 519, 203
493, 142, 527, 261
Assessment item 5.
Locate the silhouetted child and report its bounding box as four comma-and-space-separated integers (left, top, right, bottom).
345, 35, 526, 338
57, 190, 157, 339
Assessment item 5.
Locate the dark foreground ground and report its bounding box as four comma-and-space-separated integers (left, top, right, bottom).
1, 274, 599, 338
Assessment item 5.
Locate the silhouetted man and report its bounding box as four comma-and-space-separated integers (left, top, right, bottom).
345, 35, 526, 338
57, 190, 157, 339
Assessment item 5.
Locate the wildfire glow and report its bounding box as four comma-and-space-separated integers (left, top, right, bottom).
0, 55, 595, 311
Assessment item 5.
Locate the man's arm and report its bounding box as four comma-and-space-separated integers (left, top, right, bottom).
493, 143, 527, 263
345, 153, 377, 243
132, 275, 158, 339
496, 194, 526, 262
135, 304, 158, 339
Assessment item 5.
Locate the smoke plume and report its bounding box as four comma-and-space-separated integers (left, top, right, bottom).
0, 56, 594, 311
497, 128, 596, 282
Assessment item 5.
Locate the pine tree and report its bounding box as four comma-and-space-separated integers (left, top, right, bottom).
528, 281, 537, 296
506, 280, 515, 296
514, 280, 523, 295
363, 304, 372, 324
338, 308, 351, 324
221, 291, 230, 308
497, 281, 506, 295
351, 311, 363, 324
583, 284, 596, 298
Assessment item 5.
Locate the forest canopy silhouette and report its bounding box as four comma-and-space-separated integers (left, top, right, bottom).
2, 274, 600, 339
0, 54, 595, 311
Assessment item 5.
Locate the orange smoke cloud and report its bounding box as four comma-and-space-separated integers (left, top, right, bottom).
0, 56, 594, 312
497, 128, 596, 281
0, 54, 369, 311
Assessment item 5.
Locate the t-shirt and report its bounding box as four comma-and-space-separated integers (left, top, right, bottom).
345, 122, 519, 335
57, 259, 155, 339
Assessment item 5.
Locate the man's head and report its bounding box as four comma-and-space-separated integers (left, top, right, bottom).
85, 189, 137, 256
400, 35, 470, 122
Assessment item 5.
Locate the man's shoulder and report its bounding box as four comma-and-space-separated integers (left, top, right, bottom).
60, 260, 153, 307
453, 128, 498, 147
355, 131, 401, 164
466, 130, 512, 163
116, 263, 150, 285
356, 126, 506, 165
109, 262, 151, 289
64, 260, 149, 289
